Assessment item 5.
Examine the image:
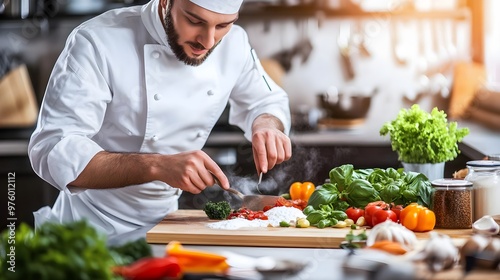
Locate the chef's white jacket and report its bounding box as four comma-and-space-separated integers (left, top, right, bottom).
28, 0, 290, 245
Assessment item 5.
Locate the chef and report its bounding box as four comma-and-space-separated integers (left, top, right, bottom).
28, 0, 291, 245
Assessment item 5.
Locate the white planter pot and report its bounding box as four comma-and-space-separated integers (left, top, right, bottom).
402, 162, 445, 181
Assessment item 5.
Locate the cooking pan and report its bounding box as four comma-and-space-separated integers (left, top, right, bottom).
213, 176, 280, 211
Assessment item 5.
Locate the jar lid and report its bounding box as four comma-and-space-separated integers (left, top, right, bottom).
466, 160, 500, 167
431, 178, 473, 187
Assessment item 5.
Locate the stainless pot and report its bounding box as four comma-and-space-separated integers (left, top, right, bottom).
2, 0, 38, 18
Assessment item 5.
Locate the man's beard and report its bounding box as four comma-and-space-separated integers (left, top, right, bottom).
163, 2, 219, 66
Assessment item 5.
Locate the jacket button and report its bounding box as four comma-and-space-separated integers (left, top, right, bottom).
154, 94, 161, 100
152, 135, 159, 142
152, 51, 160, 59
207, 90, 214, 96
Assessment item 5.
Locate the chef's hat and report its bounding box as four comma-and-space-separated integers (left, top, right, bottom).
189, 0, 244, 14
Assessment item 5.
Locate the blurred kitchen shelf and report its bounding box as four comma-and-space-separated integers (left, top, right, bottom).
239, 5, 470, 21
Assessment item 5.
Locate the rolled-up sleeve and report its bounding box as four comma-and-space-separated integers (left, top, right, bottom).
28, 28, 111, 194
228, 40, 291, 141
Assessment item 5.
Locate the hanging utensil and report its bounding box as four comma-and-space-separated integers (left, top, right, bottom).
337, 22, 355, 80
391, 20, 408, 65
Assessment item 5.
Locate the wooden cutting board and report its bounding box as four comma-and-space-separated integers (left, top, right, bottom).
146, 210, 473, 248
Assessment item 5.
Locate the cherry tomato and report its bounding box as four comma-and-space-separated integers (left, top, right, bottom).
345, 207, 365, 222
390, 204, 404, 222
372, 209, 398, 225
364, 201, 389, 227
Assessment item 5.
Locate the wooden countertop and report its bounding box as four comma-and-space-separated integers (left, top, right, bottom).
147, 210, 472, 248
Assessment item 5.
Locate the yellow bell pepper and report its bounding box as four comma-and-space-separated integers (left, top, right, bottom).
400, 203, 436, 232
289, 182, 315, 201
165, 241, 229, 274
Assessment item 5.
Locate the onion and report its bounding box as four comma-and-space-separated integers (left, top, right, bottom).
366, 220, 417, 251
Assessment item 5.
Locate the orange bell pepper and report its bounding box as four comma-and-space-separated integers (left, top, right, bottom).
165, 241, 229, 274
289, 182, 315, 201
400, 203, 436, 232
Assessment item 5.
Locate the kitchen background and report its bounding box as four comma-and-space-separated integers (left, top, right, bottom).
1, 0, 499, 228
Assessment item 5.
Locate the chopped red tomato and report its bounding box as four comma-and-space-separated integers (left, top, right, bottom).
273, 197, 307, 210
227, 208, 268, 220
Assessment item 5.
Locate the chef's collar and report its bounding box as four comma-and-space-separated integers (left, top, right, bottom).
141, 0, 173, 52
189, 0, 243, 14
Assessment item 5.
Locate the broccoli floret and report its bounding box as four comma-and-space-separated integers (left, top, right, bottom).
203, 201, 231, 220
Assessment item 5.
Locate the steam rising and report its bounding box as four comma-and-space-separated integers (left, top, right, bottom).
221, 144, 330, 208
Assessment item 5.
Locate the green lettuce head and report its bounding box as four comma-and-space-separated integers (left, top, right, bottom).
380, 104, 469, 164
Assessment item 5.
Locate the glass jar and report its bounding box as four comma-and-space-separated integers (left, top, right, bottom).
431, 179, 473, 229
465, 160, 500, 220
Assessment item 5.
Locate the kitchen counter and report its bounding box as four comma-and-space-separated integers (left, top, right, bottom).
0, 120, 497, 157
149, 243, 500, 280
146, 210, 500, 280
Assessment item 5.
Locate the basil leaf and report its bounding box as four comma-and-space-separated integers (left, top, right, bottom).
344, 179, 381, 208
329, 165, 354, 192
307, 183, 339, 209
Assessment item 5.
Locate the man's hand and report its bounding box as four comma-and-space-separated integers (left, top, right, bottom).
158, 150, 230, 194
252, 114, 292, 174
69, 150, 230, 194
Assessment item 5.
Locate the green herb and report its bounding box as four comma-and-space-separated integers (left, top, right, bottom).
306, 183, 339, 209
343, 230, 368, 249
203, 201, 231, 220
0, 221, 124, 280
345, 229, 368, 243
281, 193, 291, 199
380, 104, 469, 164
308, 164, 434, 212
109, 238, 152, 266
343, 179, 381, 208
279, 221, 291, 227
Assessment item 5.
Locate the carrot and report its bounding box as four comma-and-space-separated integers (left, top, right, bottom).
369, 240, 407, 255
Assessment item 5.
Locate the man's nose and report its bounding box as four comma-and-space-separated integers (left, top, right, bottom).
197, 27, 216, 50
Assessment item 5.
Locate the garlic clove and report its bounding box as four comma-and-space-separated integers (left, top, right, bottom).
420, 232, 458, 272
473, 215, 500, 235
460, 234, 491, 267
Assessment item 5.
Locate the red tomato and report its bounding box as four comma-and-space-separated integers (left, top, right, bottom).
345, 207, 365, 222
372, 209, 398, 226
364, 201, 389, 227
390, 204, 404, 222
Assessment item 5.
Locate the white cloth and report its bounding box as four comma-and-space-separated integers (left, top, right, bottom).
189, 0, 243, 14
29, 0, 290, 245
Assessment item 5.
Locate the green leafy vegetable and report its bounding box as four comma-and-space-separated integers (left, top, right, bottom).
380, 104, 469, 164
329, 165, 354, 192
203, 201, 231, 220
109, 238, 153, 266
0, 221, 124, 280
307, 183, 339, 209
279, 221, 291, 227
343, 179, 381, 208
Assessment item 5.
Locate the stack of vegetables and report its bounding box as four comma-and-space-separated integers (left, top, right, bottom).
0, 220, 230, 280
304, 164, 436, 232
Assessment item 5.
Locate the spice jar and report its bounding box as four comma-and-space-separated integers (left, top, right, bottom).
432, 179, 473, 229
465, 160, 500, 221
